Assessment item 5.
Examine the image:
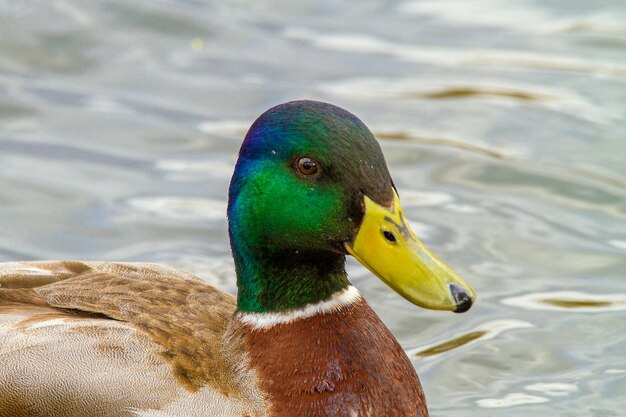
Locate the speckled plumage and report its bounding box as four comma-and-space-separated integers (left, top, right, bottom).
0, 261, 427, 417
0, 261, 268, 417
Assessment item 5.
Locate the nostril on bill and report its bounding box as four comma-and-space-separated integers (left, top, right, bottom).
383, 230, 396, 243
450, 284, 473, 313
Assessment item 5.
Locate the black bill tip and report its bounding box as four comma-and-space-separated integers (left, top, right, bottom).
450, 283, 473, 313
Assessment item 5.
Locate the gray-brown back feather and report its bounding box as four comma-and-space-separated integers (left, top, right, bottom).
0, 261, 267, 417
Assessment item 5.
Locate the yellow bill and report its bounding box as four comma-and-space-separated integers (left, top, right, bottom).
345, 191, 476, 312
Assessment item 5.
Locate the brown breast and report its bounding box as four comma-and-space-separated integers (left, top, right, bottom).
242, 298, 428, 417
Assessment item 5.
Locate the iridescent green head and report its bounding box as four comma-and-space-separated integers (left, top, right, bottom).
228, 100, 475, 314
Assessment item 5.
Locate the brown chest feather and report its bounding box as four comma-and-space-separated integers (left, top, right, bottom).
243, 299, 428, 417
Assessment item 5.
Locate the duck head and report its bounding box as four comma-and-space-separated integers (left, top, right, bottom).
228, 100, 475, 313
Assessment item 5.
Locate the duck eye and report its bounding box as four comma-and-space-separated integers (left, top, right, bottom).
296, 157, 319, 177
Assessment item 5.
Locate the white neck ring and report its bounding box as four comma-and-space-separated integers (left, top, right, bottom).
236, 285, 361, 330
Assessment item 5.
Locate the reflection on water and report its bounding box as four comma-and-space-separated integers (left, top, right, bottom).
415, 331, 487, 357
0, 0, 624, 415
286, 26, 626, 77
503, 291, 626, 312
401, 87, 546, 101
477, 392, 550, 408
376, 130, 508, 158
525, 382, 579, 397
410, 320, 534, 358
125, 196, 227, 222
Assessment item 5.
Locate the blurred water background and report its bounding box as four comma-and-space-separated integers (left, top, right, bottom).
1, 1, 625, 415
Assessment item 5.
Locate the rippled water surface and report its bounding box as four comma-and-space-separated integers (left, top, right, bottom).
1, 1, 625, 415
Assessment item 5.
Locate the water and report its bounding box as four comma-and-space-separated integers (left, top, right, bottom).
1, 1, 625, 415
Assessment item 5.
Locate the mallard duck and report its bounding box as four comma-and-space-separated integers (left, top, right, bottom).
0, 100, 475, 417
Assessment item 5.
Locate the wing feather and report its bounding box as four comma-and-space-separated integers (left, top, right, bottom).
0, 261, 265, 417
